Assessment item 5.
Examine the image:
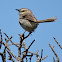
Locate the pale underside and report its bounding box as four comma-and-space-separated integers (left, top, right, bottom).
19, 19, 38, 32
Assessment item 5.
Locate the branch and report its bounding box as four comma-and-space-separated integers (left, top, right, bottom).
41, 55, 48, 61
0, 29, 2, 49
0, 53, 5, 62
53, 56, 55, 62
41, 49, 43, 59
49, 44, 60, 62
3, 33, 18, 47
18, 33, 24, 58
6, 50, 15, 62
22, 40, 35, 59
18, 32, 32, 42
2, 41, 18, 60
53, 37, 62, 49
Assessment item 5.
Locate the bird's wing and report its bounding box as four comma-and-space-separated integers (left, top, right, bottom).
21, 13, 57, 23
22, 13, 38, 22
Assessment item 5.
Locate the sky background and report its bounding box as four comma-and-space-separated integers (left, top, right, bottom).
0, 0, 62, 62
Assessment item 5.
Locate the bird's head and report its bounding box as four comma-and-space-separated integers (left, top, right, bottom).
16, 8, 32, 15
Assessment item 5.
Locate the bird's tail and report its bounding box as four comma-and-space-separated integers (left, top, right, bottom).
34, 17, 57, 23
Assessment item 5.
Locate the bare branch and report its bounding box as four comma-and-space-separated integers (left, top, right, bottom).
2, 41, 18, 60
22, 39, 35, 60
49, 44, 60, 62
3, 47, 6, 62
8, 43, 20, 46
41, 55, 48, 61
53, 37, 62, 49
1, 32, 48, 62
24, 32, 32, 39
28, 39, 35, 50
6, 50, 15, 62
18, 33, 24, 58
53, 56, 55, 62
3, 32, 18, 47
0, 53, 5, 62
41, 49, 43, 58
0, 29, 2, 49
37, 54, 48, 62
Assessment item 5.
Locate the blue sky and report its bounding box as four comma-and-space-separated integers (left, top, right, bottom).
0, 0, 62, 62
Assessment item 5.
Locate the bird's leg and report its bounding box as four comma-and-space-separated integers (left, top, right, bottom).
29, 32, 32, 34
29, 31, 32, 35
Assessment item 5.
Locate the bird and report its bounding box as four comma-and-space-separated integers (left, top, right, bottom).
16, 8, 57, 32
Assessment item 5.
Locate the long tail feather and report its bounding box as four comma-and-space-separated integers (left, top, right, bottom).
34, 17, 57, 23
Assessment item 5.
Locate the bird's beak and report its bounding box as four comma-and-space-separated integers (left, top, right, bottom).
16, 9, 19, 11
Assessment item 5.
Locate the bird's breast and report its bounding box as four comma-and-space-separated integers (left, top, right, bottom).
19, 19, 38, 32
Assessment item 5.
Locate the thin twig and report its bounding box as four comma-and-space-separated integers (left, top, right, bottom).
22, 40, 35, 59
53, 56, 55, 62
49, 44, 60, 62
18, 34, 24, 58
0, 29, 2, 49
3, 33, 18, 47
6, 50, 15, 62
3, 47, 6, 62
41, 55, 48, 61
0, 53, 5, 62
2, 41, 18, 60
41, 49, 43, 59
8, 43, 20, 46
26, 57, 28, 62
53, 37, 62, 49
24, 32, 32, 39
27, 39, 35, 50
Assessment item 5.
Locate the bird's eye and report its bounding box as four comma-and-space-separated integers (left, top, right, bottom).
23, 16, 25, 18
21, 10, 25, 12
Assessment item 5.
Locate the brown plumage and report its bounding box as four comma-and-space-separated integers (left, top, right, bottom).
16, 8, 57, 32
